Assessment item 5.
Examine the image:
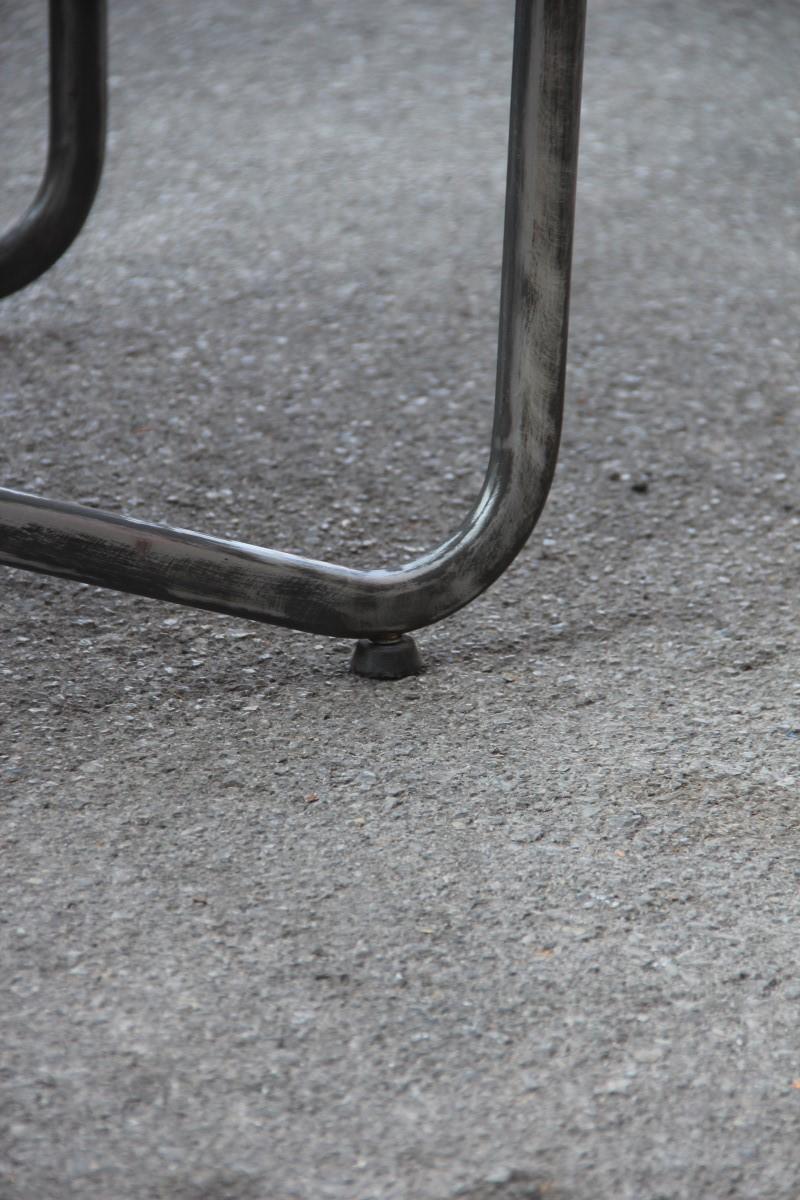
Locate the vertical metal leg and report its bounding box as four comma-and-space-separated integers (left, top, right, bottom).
0, 0, 106, 298
0, 0, 586, 678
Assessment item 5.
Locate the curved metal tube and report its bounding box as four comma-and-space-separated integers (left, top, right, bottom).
0, 0, 585, 639
0, 0, 106, 299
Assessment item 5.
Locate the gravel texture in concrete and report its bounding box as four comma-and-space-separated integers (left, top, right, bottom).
1, 2, 799, 1199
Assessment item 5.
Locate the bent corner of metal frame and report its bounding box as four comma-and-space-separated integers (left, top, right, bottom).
0, 0, 586, 680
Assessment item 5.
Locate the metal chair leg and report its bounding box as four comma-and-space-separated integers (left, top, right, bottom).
0, 0, 106, 299
0, 0, 586, 678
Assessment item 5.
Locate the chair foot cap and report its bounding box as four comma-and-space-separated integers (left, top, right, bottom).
350, 635, 423, 680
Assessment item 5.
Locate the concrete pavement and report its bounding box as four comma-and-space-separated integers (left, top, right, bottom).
1, 2, 799, 1197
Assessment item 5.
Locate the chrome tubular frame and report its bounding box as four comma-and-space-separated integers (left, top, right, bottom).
1, 0, 586, 676
0, 0, 106, 299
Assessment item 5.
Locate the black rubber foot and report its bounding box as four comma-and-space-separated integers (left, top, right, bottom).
350, 635, 423, 680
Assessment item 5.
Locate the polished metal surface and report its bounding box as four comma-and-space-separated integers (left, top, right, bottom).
0, 0, 585, 641
0, 0, 106, 299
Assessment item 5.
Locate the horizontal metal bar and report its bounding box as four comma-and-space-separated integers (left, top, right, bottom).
0, 0, 106, 298
0, 0, 585, 639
